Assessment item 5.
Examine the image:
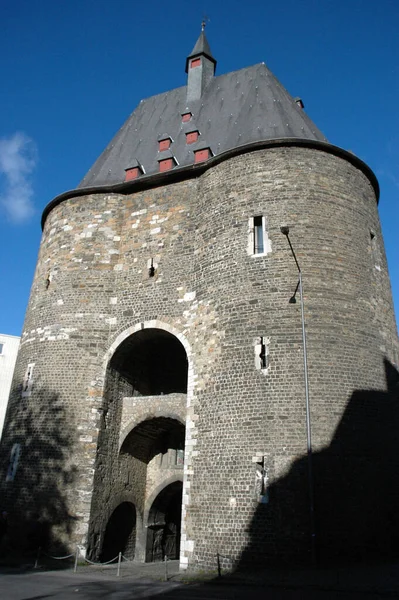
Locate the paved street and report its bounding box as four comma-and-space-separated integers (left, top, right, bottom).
0, 569, 393, 600
1, 560, 399, 600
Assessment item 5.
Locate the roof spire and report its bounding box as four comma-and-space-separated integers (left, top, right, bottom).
185, 25, 216, 74
185, 26, 216, 103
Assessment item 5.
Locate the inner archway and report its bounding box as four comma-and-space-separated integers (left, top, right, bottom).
146, 481, 183, 562
100, 502, 136, 562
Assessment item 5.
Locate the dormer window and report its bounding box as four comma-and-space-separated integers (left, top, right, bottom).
124, 161, 144, 182
125, 166, 143, 181
190, 58, 201, 68
194, 148, 211, 163
159, 157, 177, 172
182, 112, 192, 123
186, 131, 199, 144
159, 138, 172, 151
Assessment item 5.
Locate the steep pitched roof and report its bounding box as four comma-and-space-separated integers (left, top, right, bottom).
78, 60, 327, 189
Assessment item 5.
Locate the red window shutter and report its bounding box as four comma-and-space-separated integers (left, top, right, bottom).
194, 149, 210, 163
159, 158, 174, 172
186, 131, 199, 144
159, 139, 171, 151
125, 167, 140, 181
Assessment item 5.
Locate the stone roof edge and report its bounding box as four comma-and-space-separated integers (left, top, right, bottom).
41, 140, 380, 229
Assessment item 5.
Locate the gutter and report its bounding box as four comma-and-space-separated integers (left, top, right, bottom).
41, 139, 380, 229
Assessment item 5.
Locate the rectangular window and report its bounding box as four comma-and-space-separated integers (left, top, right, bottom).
254, 216, 264, 254
176, 448, 184, 466
254, 336, 269, 373
248, 216, 271, 257
0, 343, 3, 355
22, 363, 35, 397
370, 230, 381, 272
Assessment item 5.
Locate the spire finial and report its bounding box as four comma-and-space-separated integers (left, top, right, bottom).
201, 15, 209, 31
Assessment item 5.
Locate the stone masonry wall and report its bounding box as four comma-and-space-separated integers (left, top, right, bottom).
1, 146, 398, 567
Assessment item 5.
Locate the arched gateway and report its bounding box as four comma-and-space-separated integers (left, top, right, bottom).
87, 326, 188, 562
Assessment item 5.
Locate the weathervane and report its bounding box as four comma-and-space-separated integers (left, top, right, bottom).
201, 15, 209, 31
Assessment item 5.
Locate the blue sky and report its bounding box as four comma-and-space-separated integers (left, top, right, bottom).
1, 0, 398, 336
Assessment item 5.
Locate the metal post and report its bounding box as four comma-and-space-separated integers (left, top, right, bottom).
117, 552, 122, 577
281, 226, 316, 565
74, 546, 79, 573
164, 555, 168, 581
299, 271, 316, 565
34, 546, 41, 569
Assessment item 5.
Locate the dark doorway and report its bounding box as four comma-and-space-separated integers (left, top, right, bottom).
101, 502, 136, 562
146, 481, 183, 562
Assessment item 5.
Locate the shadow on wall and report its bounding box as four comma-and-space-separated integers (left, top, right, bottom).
235, 358, 399, 571
0, 382, 77, 556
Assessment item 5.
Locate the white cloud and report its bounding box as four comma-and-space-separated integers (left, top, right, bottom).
0, 132, 37, 222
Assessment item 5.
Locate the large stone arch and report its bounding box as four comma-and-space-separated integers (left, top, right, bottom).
103, 320, 193, 378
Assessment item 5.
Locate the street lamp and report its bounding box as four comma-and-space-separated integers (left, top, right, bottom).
280, 225, 316, 565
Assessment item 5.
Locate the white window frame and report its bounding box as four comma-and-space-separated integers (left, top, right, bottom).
254, 336, 270, 375
248, 216, 272, 257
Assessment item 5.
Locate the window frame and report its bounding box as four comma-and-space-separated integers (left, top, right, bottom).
248, 215, 272, 257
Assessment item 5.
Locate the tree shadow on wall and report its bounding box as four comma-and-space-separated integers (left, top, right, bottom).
0, 382, 78, 560
236, 357, 399, 572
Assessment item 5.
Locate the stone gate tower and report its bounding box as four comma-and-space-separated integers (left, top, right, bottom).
2, 30, 399, 569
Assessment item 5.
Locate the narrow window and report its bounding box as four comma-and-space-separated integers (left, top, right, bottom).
0, 343, 3, 355
248, 216, 272, 257
370, 230, 381, 272
254, 216, 264, 254
254, 456, 269, 504
176, 448, 184, 466
22, 363, 35, 397
254, 336, 269, 373
6, 443, 21, 482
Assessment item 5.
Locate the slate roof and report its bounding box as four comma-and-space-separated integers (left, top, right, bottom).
78, 43, 327, 189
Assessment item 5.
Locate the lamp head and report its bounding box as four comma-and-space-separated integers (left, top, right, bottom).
289, 295, 297, 304
280, 225, 290, 236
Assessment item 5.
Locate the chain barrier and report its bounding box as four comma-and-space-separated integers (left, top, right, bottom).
82, 555, 119, 566
33, 546, 127, 576
43, 552, 75, 560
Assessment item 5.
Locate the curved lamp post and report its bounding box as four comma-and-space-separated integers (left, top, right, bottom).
280, 226, 316, 565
